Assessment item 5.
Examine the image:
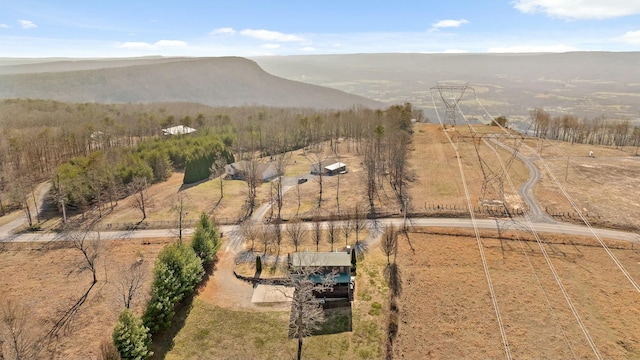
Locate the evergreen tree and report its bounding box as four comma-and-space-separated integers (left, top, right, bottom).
191, 212, 220, 264
143, 243, 204, 332
112, 308, 152, 360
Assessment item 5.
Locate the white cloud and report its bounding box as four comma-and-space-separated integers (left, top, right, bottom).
301, 46, 316, 52
118, 40, 187, 49
18, 20, 37, 29
239, 29, 304, 42
432, 19, 469, 30
487, 44, 577, 52
615, 30, 640, 44
261, 43, 281, 49
209, 27, 235, 35
512, 0, 640, 20
0, 24, 9, 29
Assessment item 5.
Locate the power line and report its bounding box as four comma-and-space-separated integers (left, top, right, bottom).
430, 86, 512, 360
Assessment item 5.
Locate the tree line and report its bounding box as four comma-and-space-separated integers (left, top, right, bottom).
110, 213, 220, 359
1, 98, 422, 227
529, 108, 640, 151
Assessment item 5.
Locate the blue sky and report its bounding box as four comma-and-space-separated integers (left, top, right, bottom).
1, 0, 640, 57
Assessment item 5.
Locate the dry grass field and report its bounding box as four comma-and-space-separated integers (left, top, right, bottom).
393, 229, 640, 359
3, 122, 640, 359
516, 138, 640, 230
407, 124, 530, 212
0, 238, 168, 359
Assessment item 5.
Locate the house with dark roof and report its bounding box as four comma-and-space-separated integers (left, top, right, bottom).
289, 250, 354, 300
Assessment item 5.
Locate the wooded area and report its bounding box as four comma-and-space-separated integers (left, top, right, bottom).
0, 99, 420, 226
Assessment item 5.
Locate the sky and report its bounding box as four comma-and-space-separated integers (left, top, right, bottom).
1, 0, 640, 58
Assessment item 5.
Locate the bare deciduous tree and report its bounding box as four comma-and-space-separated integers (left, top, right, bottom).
170, 192, 190, 244
128, 176, 151, 221
326, 216, 338, 251
258, 224, 275, 255
340, 215, 352, 246
272, 154, 289, 220
352, 205, 368, 247
243, 159, 263, 216
117, 257, 147, 309
286, 218, 305, 252
307, 147, 328, 208
209, 156, 227, 201
312, 215, 322, 252
363, 138, 377, 217
273, 220, 283, 255
0, 301, 46, 360
47, 226, 101, 339
277, 258, 337, 360
239, 219, 257, 251
380, 224, 399, 265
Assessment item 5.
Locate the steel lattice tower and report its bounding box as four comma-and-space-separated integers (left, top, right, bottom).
432, 82, 469, 126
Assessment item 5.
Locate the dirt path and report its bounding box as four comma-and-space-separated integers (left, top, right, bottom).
0, 181, 51, 237
197, 246, 258, 310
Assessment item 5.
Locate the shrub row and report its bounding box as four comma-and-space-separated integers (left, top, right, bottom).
111, 212, 220, 359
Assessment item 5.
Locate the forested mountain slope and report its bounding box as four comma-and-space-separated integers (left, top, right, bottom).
0, 57, 382, 109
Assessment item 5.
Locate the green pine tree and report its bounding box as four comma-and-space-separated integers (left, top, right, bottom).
112, 309, 152, 360
191, 212, 220, 264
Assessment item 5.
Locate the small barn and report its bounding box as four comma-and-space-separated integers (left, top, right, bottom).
310, 160, 347, 176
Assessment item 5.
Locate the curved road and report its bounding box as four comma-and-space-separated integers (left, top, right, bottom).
488, 137, 555, 224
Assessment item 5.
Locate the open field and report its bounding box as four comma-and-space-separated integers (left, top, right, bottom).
407, 124, 530, 212
3, 123, 640, 358
0, 238, 168, 359
393, 229, 640, 359
513, 136, 640, 229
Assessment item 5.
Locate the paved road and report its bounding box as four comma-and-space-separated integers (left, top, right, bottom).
488, 137, 555, 224
2, 217, 638, 244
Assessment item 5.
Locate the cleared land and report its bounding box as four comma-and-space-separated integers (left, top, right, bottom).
3, 124, 640, 358
393, 229, 640, 359
0, 238, 168, 359
516, 138, 640, 230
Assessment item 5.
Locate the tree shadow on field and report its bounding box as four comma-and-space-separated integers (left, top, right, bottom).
149, 260, 217, 360
383, 263, 402, 297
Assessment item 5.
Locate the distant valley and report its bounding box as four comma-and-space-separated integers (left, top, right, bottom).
2, 52, 638, 129
253, 52, 640, 128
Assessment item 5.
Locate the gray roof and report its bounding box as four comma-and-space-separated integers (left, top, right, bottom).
291, 251, 351, 268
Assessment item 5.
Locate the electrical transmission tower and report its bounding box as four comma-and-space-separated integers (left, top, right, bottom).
432, 82, 470, 127
473, 134, 527, 240
473, 134, 522, 209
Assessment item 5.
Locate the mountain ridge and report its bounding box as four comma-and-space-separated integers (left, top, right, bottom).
0, 57, 383, 110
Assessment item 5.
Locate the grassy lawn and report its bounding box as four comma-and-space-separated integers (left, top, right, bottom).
166, 249, 389, 359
